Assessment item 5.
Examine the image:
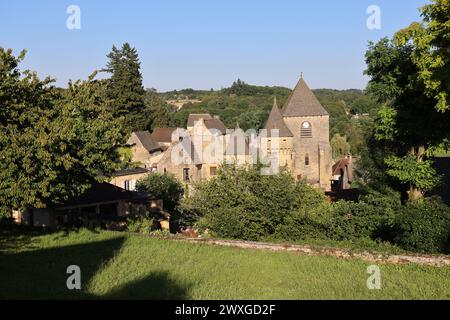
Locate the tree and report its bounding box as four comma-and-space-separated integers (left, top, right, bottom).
365, 36, 450, 201
144, 89, 175, 130
0, 48, 124, 210
395, 0, 450, 113
331, 134, 351, 159
105, 43, 146, 132
136, 173, 184, 213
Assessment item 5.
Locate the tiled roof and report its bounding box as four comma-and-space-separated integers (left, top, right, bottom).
151, 128, 177, 144
282, 77, 329, 117
133, 131, 161, 153
187, 114, 212, 127
204, 118, 227, 134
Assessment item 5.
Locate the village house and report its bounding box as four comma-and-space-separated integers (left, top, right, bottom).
13, 182, 162, 228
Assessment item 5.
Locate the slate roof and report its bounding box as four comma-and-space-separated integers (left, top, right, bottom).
133, 131, 162, 153
265, 98, 294, 137
282, 77, 329, 117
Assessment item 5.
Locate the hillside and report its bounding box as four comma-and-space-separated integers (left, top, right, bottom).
153, 80, 379, 155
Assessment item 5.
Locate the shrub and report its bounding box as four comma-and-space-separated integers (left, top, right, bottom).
394, 198, 450, 254
136, 173, 184, 212
179, 165, 329, 241
327, 192, 400, 241
127, 215, 154, 234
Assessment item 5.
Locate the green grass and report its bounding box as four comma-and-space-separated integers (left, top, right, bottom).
1, 228, 449, 300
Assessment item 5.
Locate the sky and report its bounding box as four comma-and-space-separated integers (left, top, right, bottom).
0, 0, 428, 91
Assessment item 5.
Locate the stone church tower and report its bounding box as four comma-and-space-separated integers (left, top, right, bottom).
265, 76, 332, 190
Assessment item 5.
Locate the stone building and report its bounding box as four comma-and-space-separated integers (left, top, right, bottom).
273, 76, 332, 190
122, 76, 333, 190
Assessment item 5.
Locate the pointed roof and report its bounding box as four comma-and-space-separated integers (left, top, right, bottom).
265, 97, 293, 137
281, 77, 329, 117
132, 131, 162, 153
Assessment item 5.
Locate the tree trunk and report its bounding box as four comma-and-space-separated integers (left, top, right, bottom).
407, 145, 426, 202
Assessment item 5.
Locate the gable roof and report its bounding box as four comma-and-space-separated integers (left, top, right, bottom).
187, 114, 213, 127
265, 98, 293, 137
133, 131, 161, 153
151, 128, 177, 144
204, 118, 227, 134
282, 77, 329, 117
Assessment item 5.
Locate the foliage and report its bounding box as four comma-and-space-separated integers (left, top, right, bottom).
385, 155, 441, 191
393, 197, 450, 253
331, 133, 351, 159
395, 0, 450, 112
105, 43, 146, 132
136, 173, 184, 213
0, 48, 124, 210
144, 89, 176, 130
127, 215, 154, 234
179, 165, 326, 241
365, 35, 450, 199
328, 192, 400, 241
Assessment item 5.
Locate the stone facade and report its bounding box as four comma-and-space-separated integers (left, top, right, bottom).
127, 76, 333, 191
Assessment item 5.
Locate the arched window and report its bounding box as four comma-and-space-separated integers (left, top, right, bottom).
300, 122, 312, 138
305, 154, 310, 166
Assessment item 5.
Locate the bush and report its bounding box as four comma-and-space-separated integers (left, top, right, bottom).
127, 215, 154, 234
328, 192, 399, 241
180, 165, 329, 241
394, 198, 450, 254
136, 173, 184, 212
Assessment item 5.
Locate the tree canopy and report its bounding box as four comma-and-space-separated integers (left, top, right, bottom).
0, 48, 124, 210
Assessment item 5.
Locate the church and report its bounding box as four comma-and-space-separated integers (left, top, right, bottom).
264, 76, 332, 190
116, 76, 333, 191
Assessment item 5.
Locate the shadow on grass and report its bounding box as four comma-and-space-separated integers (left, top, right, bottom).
103, 271, 192, 300
0, 230, 192, 299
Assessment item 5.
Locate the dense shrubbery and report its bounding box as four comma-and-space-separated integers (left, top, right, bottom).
178, 166, 450, 254
180, 165, 314, 240
393, 198, 450, 254
136, 173, 184, 212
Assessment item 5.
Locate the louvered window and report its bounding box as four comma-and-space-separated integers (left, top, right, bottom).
301, 122, 312, 138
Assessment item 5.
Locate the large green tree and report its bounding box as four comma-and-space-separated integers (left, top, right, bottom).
395, 0, 450, 113
0, 48, 124, 211
105, 43, 146, 132
365, 35, 450, 200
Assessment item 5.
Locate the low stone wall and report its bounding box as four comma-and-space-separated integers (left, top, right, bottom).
174, 238, 450, 267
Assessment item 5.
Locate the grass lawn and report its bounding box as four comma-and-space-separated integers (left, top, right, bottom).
0, 228, 449, 300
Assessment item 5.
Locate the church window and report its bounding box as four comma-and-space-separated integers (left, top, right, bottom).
305, 154, 310, 166
301, 122, 312, 138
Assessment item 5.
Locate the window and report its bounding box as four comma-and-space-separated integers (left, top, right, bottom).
300, 122, 312, 138
124, 179, 136, 191
210, 166, 217, 177
305, 154, 310, 166
183, 168, 190, 182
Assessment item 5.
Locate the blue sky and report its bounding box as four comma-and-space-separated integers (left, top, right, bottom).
0, 0, 428, 91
